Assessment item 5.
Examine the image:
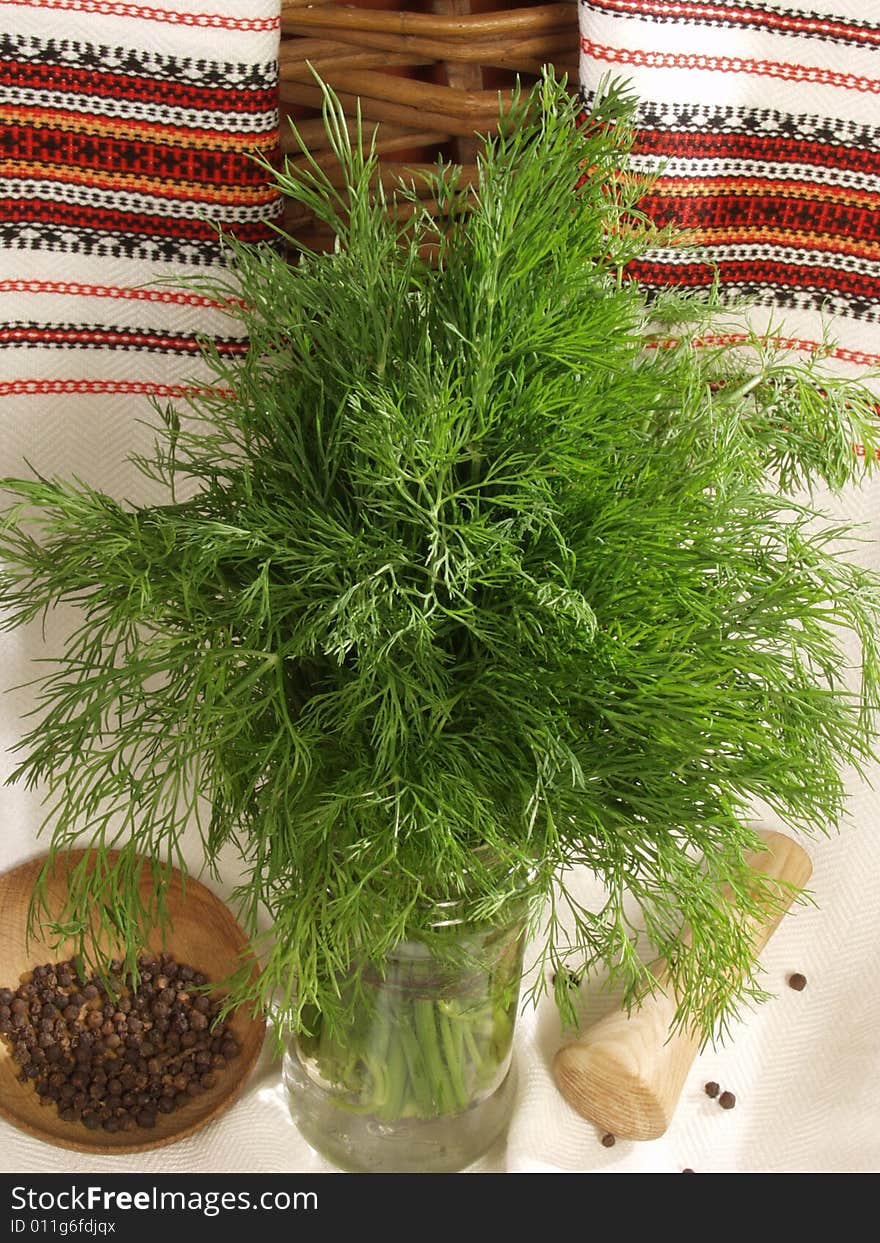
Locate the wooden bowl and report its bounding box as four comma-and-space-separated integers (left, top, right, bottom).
0, 850, 266, 1154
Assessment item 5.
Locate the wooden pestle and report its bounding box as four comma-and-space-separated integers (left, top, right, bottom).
553, 830, 813, 1140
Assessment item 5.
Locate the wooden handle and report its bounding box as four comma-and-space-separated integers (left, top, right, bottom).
552, 830, 812, 1140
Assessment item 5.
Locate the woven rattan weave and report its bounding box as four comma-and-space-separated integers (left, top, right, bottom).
279, 0, 579, 248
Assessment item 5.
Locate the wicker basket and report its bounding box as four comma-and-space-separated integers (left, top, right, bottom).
279, 0, 580, 249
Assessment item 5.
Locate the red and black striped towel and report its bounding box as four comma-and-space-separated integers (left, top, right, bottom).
0, 0, 281, 491
579, 0, 880, 379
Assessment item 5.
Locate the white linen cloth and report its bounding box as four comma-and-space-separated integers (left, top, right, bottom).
1, 0, 879, 1175
2, 772, 878, 1174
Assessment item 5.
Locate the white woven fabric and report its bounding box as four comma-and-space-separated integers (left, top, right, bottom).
3, 783, 879, 1174
578, 0, 880, 380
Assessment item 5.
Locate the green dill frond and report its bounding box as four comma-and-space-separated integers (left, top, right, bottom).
1, 70, 878, 1041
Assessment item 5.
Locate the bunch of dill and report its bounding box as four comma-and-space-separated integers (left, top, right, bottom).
1, 71, 878, 1041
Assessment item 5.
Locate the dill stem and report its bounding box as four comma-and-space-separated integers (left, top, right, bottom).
439, 1011, 470, 1112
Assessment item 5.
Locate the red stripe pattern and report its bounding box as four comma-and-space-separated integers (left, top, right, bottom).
579, 0, 880, 373
0, 30, 280, 266
587, 0, 880, 46
0, 323, 249, 354
0, 379, 235, 396
0, 279, 240, 309
582, 34, 880, 91
0, 2, 280, 412
3, 0, 279, 30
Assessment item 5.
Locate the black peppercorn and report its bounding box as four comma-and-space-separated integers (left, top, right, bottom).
704, 1081, 720, 1099
718, 1091, 736, 1110
600, 1133, 615, 1148
0, 953, 239, 1139
788, 973, 807, 991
